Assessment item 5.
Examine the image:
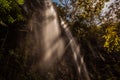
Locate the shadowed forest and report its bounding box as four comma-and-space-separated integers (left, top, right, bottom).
0, 0, 120, 80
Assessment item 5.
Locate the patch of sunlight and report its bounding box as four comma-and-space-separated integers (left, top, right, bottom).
17, 0, 24, 5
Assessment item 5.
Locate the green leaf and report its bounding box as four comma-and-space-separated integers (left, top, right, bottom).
17, 0, 24, 5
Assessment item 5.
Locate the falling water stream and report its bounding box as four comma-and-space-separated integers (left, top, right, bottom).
22, 0, 90, 80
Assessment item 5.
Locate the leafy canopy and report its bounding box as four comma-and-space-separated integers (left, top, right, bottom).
0, 0, 25, 25
103, 23, 120, 52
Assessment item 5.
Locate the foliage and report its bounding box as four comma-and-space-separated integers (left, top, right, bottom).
0, 0, 120, 80
0, 0, 25, 25
17, 0, 24, 5
103, 0, 120, 22
77, 0, 105, 17
75, 0, 106, 25
103, 23, 120, 52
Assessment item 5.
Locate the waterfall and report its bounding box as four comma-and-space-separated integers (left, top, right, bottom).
22, 0, 90, 80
